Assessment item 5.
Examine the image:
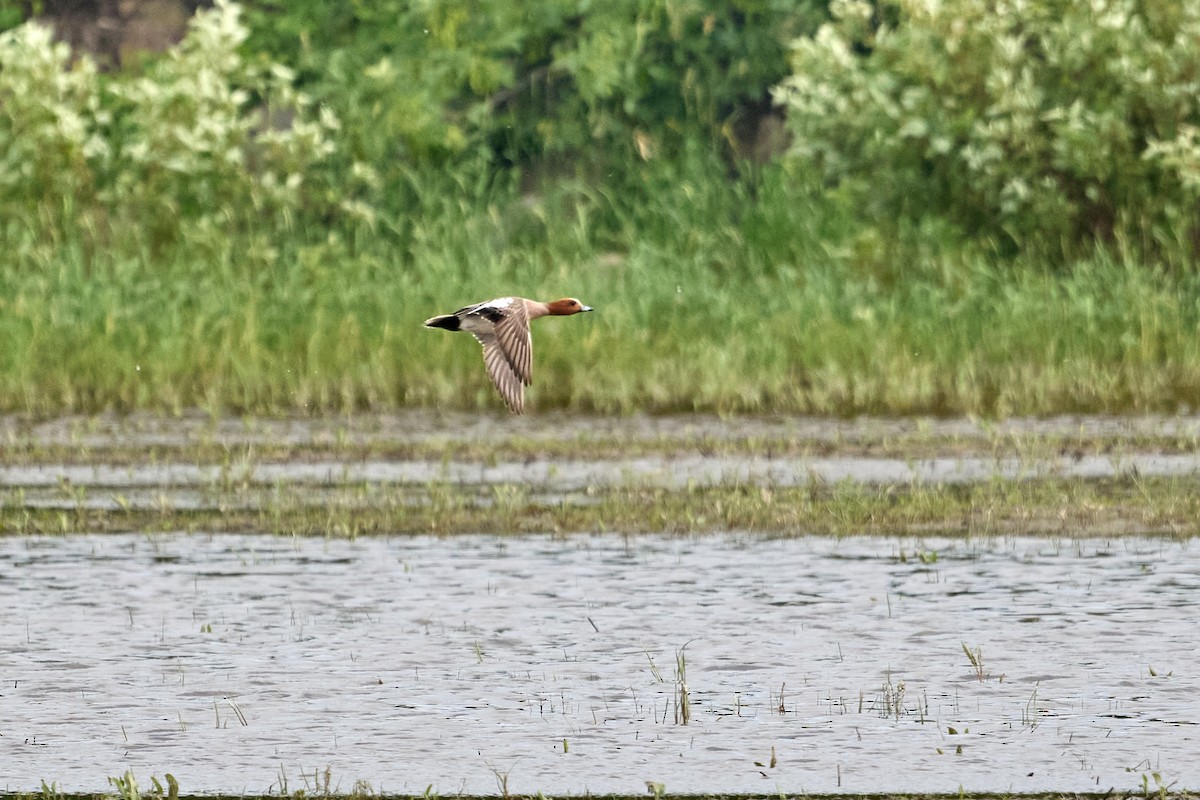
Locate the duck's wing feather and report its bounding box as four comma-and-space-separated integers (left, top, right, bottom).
473, 332, 525, 414
466, 298, 532, 385
454, 300, 497, 318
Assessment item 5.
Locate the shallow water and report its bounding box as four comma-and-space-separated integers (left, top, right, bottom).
2, 534, 1197, 795
4, 452, 1200, 498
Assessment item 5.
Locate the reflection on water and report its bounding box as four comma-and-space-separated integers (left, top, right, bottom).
1, 534, 1197, 795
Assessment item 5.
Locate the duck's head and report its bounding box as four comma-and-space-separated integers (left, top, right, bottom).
547, 298, 594, 315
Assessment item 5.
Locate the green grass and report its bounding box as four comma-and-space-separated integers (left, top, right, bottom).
4, 475, 1199, 538
3, 156, 1200, 417
4, 417, 1197, 465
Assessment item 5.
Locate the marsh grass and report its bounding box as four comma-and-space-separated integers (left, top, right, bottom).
3, 155, 1200, 417
4, 413, 1200, 480
4, 475, 1200, 537
4, 427, 1192, 467
1021, 685, 1041, 730
674, 643, 693, 726
876, 669, 908, 721
484, 762, 515, 800
961, 644, 986, 683
104, 773, 178, 800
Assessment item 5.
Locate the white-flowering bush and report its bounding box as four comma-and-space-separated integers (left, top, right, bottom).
0, 23, 106, 209
0, 0, 347, 244
774, 0, 1200, 257
105, 1, 339, 233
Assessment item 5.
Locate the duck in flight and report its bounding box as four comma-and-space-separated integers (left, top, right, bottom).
424, 296, 593, 414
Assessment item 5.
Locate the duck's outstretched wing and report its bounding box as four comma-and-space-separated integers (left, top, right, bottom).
474, 332, 525, 414
466, 298, 532, 413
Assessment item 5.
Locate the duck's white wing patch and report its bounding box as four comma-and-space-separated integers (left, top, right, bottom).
453, 296, 513, 316
473, 332, 525, 414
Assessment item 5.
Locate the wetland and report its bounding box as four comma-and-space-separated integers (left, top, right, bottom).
2, 412, 1199, 797
3, 412, 1200, 537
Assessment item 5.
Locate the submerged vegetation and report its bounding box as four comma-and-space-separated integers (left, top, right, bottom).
0, 1, 1199, 416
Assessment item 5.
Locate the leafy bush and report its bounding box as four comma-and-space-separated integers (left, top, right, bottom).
774, 0, 1200, 259
241, 0, 821, 169
0, 23, 103, 215
104, 1, 341, 236
0, 0, 350, 248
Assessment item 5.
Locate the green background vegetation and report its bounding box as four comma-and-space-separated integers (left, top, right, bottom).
1, 0, 1199, 416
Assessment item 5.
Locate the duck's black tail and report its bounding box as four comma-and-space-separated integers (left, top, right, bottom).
424, 314, 460, 331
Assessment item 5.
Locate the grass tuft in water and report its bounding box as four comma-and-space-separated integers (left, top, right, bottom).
961, 643, 986, 682
673, 643, 693, 726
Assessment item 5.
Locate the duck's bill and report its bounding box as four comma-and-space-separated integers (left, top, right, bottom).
580, 305, 594, 312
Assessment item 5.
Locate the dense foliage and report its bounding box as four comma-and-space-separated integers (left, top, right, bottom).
240, 0, 815, 168
775, 0, 1200, 259
0, 2, 347, 248
1, 0, 1199, 415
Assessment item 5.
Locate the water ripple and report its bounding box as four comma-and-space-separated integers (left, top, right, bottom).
0, 534, 1196, 795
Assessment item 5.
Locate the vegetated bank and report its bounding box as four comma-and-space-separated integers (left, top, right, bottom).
1, 2, 1199, 417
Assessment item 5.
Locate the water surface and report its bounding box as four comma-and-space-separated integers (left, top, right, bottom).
2, 534, 1196, 795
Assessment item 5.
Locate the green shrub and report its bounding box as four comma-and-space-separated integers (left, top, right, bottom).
104, 1, 341, 238
774, 0, 1200, 260
0, 0, 353, 249
241, 0, 820, 170
0, 23, 103, 218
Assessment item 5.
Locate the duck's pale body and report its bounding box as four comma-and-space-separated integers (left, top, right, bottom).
424, 296, 592, 414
